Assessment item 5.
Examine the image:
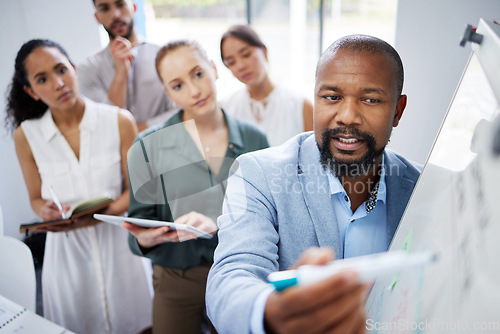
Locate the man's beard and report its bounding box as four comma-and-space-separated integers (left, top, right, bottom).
318, 127, 385, 179
105, 19, 134, 40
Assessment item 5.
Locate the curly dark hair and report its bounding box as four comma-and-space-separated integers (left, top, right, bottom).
4, 39, 73, 133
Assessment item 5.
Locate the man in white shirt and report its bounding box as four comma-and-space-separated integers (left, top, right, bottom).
78, 0, 174, 131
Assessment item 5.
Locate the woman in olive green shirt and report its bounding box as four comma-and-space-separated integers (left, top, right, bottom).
124, 40, 269, 334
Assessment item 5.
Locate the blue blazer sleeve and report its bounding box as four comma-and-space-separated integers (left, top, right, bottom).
206, 153, 280, 333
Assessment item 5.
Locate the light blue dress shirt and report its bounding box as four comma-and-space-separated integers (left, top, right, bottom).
250, 157, 389, 333
326, 155, 388, 258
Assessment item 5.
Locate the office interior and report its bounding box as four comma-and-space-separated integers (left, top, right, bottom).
0, 0, 497, 239
0, 1, 499, 330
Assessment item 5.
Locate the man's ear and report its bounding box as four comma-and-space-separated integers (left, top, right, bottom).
23, 85, 40, 101
393, 94, 407, 127
94, 12, 102, 24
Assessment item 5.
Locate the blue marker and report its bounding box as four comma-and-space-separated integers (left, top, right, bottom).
268, 250, 437, 291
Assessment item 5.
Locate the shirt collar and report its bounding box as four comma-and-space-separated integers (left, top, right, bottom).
79, 97, 97, 133
40, 97, 95, 143
40, 109, 58, 142
327, 154, 387, 202
377, 154, 387, 203
157, 109, 244, 151
223, 108, 244, 150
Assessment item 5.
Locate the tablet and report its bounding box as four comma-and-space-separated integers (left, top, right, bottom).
93, 214, 212, 239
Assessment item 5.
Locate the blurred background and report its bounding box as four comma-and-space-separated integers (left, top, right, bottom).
1, 0, 499, 239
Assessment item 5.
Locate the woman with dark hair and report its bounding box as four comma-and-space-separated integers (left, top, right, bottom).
220, 24, 313, 146
5, 39, 152, 334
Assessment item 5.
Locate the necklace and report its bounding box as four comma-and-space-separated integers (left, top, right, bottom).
249, 87, 273, 123
249, 98, 268, 123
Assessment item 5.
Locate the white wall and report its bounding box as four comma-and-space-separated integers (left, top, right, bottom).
0, 1, 102, 239
390, 0, 500, 164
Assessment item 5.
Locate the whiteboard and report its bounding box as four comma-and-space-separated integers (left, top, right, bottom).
365, 20, 500, 333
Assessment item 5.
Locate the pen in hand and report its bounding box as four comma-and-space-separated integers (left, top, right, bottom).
267, 251, 437, 291
48, 184, 67, 219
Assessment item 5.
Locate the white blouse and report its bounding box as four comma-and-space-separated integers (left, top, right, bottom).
221, 86, 305, 146
21, 98, 152, 334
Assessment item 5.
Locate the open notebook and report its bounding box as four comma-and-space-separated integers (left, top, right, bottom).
19, 197, 112, 234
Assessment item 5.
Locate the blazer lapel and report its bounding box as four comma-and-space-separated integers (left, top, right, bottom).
297, 135, 343, 258
385, 151, 415, 248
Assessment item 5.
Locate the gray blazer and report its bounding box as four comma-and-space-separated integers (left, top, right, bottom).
206, 132, 422, 333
